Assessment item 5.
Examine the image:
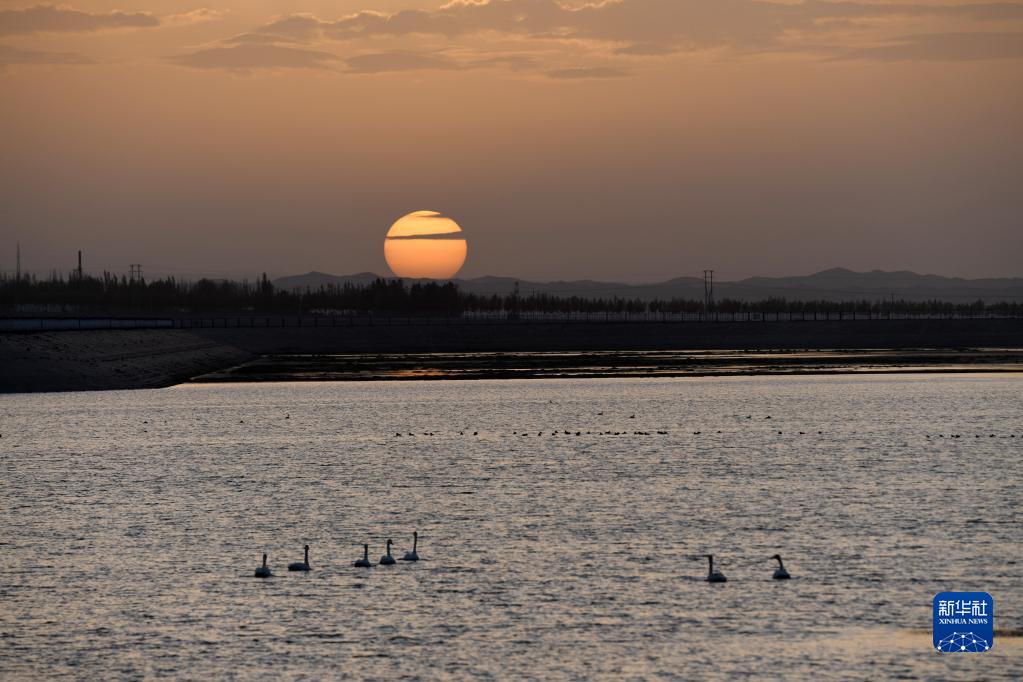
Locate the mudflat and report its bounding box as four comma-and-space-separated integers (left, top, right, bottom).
192, 348, 1023, 383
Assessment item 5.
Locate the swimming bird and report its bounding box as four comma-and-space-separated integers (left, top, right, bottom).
380, 539, 397, 565
288, 545, 311, 572
401, 531, 420, 561
353, 544, 372, 568
771, 554, 791, 580
254, 553, 272, 578
703, 554, 727, 583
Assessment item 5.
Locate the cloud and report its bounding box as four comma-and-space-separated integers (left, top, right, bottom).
0, 4, 160, 36
835, 32, 1023, 61
613, 43, 678, 57
253, 1, 1023, 50
470, 54, 542, 71
176, 1, 1023, 75
163, 9, 227, 28
257, 13, 326, 41
0, 43, 93, 66
544, 66, 629, 79
169, 43, 341, 72
223, 33, 301, 45
344, 49, 461, 73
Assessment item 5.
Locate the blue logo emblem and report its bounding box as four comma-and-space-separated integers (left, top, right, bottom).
933, 592, 993, 652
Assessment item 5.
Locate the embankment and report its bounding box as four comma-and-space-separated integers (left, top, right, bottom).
0, 330, 252, 393
191, 318, 1023, 354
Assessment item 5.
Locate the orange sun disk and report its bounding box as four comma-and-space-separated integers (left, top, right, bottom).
384, 210, 468, 279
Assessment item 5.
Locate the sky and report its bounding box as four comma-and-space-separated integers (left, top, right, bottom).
1, 0, 1021, 283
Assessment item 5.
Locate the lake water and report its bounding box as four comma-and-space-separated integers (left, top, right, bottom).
1, 374, 1021, 679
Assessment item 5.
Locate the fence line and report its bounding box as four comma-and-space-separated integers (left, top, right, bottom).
0, 318, 174, 332
2, 311, 1021, 332
170, 311, 1021, 328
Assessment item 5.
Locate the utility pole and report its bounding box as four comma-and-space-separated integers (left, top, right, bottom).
76, 250, 83, 281
14, 242, 21, 310
703, 269, 714, 312
129, 264, 142, 283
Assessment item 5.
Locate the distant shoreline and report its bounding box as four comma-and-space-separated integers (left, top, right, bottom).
2, 318, 1021, 393
192, 349, 1023, 384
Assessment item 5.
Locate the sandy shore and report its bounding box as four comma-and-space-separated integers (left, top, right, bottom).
0, 330, 251, 393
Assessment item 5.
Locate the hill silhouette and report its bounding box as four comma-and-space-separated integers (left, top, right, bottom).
273, 268, 1023, 303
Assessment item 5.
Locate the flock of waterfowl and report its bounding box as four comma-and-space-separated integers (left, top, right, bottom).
694, 554, 791, 583
392, 429, 1020, 439
255, 537, 790, 584
255, 532, 421, 578
928, 434, 1017, 439
134, 414, 1023, 441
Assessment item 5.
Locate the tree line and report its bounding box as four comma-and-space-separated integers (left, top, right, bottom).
0, 271, 1019, 317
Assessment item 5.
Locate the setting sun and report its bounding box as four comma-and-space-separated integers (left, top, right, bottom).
384, 211, 468, 279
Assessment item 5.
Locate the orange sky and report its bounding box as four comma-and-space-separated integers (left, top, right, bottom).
1, 1, 1021, 281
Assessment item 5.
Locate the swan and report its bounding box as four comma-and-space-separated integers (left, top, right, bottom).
353, 544, 372, 568
254, 553, 272, 578
771, 554, 791, 580
401, 531, 420, 561
379, 539, 396, 566
288, 545, 311, 571
704, 554, 727, 583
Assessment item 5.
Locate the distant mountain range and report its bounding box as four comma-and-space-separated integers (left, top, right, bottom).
273, 268, 1023, 303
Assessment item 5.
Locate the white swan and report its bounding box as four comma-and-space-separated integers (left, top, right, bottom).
704, 554, 727, 583
353, 544, 372, 568
254, 553, 273, 578
379, 539, 396, 566
288, 545, 311, 572
771, 554, 791, 580
401, 531, 420, 561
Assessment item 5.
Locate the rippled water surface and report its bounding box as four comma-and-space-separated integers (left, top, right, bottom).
2, 375, 1021, 679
